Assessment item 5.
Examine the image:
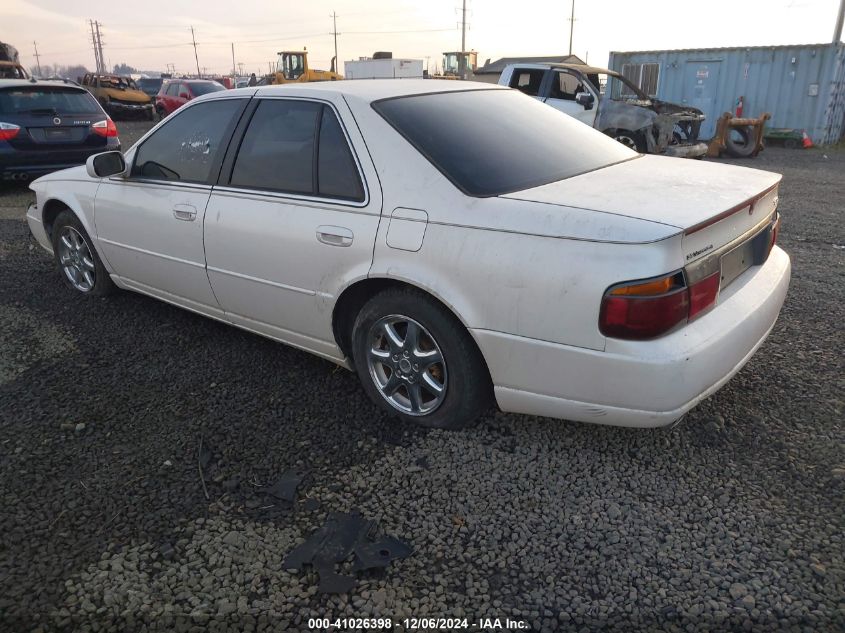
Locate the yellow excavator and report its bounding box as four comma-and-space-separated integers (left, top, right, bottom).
270, 50, 343, 84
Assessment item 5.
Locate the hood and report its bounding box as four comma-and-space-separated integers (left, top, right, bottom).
651, 99, 704, 119
102, 88, 151, 103
500, 155, 780, 231
31, 165, 89, 189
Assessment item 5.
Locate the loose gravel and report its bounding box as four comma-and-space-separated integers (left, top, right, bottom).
0, 129, 843, 633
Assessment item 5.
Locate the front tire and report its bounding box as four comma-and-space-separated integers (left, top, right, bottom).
351, 287, 491, 430
51, 210, 113, 297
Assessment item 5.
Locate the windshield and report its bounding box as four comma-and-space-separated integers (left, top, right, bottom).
279, 53, 305, 80
599, 73, 650, 102
373, 89, 636, 197
189, 82, 225, 96
0, 87, 101, 115
99, 76, 137, 90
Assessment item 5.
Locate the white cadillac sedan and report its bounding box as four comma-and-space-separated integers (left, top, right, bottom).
26, 80, 790, 430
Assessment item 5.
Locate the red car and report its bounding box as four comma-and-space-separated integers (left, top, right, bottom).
155, 79, 225, 118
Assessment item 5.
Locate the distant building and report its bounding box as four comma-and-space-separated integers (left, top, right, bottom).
608, 43, 845, 145
473, 54, 585, 84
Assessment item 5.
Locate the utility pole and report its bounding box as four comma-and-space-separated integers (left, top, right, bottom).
835, 0, 845, 43
231, 43, 236, 77
459, 0, 467, 79
89, 20, 101, 74
568, 0, 576, 56
190, 26, 201, 77
330, 11, 339, 73
95, 21, 105, 73
33, 41, 42, 76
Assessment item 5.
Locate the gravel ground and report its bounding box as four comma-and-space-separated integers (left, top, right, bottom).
0, 128, 843, 633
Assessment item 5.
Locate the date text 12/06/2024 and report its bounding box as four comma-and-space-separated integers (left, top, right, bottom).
308, 617, 530, 630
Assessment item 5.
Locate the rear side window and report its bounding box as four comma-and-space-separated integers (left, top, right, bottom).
229, 99, 364, 201
317, 108, 364, 200
132, 99, 243, 184
373, 89, 636, 197
0, 88, 100, 115
189, 82, 225, 96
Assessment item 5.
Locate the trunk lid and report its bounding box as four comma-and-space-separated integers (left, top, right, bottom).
500, 154, 780, 260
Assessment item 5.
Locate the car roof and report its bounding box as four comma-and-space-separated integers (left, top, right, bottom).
0, 78, 85, 90
251, 78, 506, 103
505, 62, 620, 76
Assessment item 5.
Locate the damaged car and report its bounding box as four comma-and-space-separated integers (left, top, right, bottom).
26, 81, 789, 430
499, 62, 707, 158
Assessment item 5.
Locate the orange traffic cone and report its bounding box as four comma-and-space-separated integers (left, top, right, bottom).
802, 130, 814, 148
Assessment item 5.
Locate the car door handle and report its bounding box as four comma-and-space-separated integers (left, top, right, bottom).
173, 204, 197, 221
316, 226, 353, 247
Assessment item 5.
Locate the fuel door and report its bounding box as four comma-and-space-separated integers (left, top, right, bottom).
386, 207, 428, 252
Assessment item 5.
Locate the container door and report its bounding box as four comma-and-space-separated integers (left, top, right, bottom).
682, 60, 721, 139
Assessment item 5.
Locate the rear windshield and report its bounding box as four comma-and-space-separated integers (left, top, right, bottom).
0, 87, 101, 115
373, 88, 637, 197
189, 82, 225, 96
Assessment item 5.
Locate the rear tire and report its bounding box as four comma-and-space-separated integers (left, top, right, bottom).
51, 210, 113, 297
351, 287, 491, 430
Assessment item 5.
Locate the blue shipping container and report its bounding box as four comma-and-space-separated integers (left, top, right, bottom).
608, 43, 845, 145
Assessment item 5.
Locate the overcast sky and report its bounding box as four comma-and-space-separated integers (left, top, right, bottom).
4, 0, 842, 76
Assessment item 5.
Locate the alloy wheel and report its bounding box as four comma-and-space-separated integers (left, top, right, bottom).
57, 226, 96, 292
366, 315, 448, 416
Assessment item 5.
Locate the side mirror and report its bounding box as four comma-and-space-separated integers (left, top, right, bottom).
576, 92, 595, 110
86, 151, 126, 179
179, 92, 190, 100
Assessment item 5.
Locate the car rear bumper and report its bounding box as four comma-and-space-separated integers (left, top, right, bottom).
473, 246, 791, 428
1, 143, 119, 180
107, 102, 153, 113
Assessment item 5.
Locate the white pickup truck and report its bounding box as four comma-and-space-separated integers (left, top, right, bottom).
499, 62, 708, 158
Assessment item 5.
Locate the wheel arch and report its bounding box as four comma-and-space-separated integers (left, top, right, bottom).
39, 195, 112, 270
332, 276, 492, 381
41, 198, 73, 239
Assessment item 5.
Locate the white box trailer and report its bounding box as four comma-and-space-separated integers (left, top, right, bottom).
344, 58, 423, 79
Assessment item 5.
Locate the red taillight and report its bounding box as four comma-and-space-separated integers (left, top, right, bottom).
600, 270, 720, 340
0, 122, 21, 141
92, 118, 118, 138
688, 272, 720, 321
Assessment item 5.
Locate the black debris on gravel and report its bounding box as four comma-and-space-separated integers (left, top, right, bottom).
283, 511, 412, 593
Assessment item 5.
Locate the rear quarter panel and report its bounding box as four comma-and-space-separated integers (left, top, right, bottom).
371, 221, 683, 351
344, 93, 685, 352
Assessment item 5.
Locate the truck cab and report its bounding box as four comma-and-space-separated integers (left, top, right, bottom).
499, 62, 707, 158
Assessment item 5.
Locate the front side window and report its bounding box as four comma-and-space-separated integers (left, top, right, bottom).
508, 69, 545, 96
166, 82, 181, 97
374, 88, 636, 197
229, 99, 364, 201
131, 99, 243, 183
549, 71, 588, 100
